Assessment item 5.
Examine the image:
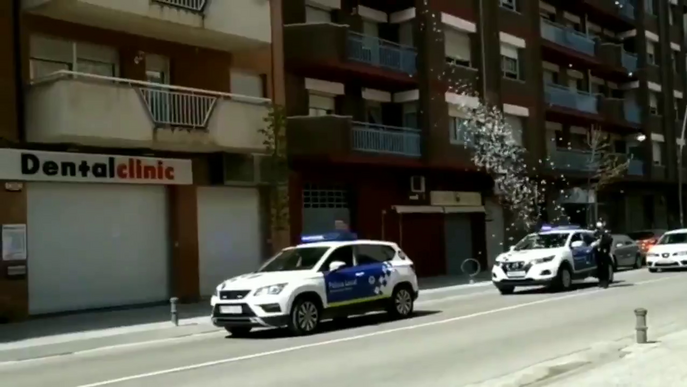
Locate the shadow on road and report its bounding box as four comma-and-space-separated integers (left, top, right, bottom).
232, 310, 441, 340
515, 279, 633, 295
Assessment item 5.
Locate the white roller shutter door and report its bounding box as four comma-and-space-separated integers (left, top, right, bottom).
197, 187, 262, 296
27, 183, 170, 314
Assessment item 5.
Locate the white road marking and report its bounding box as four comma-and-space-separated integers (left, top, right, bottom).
71, 274, 680, 387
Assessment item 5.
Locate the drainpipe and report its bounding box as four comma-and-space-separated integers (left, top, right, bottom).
478, 0, 488, 100
12, 0, 25, 143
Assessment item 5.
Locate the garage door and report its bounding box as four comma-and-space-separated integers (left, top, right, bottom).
197, 186, 262, 296
28, 183, 170, 315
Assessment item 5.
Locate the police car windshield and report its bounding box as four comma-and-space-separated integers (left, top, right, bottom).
514, 233, 569, 251
657, 232, 687, 245
258, 247, 329, 272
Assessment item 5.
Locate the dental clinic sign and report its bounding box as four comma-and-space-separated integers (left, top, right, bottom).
0, 149, 193, 185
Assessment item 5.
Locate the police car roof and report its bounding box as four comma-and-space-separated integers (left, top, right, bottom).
537, 229, 593, 235
294, 239, 397, 249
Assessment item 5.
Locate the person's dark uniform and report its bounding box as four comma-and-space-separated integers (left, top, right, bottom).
593, 223, 613, 289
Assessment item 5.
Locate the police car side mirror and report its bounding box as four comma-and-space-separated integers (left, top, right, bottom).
329, 261, 347, 271
570, 241, 585, 249
509, 246, 515, 252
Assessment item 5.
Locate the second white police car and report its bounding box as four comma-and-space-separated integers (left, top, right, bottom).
210, 232, 419, 336
491, 225, 612, 294
646, 228, 687, 272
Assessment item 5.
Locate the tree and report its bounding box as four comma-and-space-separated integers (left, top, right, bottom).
258, 105, 289, 236
584, 127, 630, 223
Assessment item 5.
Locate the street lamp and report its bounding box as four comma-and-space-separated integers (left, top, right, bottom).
679, 112, 687, 227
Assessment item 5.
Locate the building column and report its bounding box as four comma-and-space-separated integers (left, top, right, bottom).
168, 185, 200, 303
0, 184, 28, 322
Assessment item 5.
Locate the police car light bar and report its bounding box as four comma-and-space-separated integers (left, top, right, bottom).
540, 224, 581, 231
300, 231, 358, 243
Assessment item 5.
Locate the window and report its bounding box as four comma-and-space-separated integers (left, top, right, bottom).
658, 232, 687, 245
258, 247, 329, 272
365, 100, 383, 124
363, 20, 379, 37
504, 114, 523, 146
652, 141, 665, 166
308, 93, 335, 116
449, 116, 472, 145
445, 28, 471, 67
675, 97, 682, 121
403, 102, 418, 128
501, 44, 520, 80
500, 0, 516, 11
645, 0, 655, 16
669, 5, 674, 25
355, 244, 396, 265
649, 92, 659, 115
582, 233, 595, 246
673, 50, 680, 72
30, 35, 118, 79
230, 70, 265, 98
320, 246, 354, 272
543, 70, 558, 85
305, 5, 331, 23
514, 233, 569, 250
647, 42, 656, 65
399, 21, 414, 47
614, 139, 627, 153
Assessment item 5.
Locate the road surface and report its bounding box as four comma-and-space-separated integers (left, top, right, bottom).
2, 269, 686, 387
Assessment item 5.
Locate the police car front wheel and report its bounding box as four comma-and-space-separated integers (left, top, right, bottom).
388, 285, 414, 319
288, 297, 321, 336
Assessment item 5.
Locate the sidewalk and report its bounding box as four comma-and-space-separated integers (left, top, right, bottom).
546, 329, 687, 386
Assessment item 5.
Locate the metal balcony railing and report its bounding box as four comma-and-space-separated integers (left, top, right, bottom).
139, 88, 217, 128
347, 32, 417, 74
351, 122, 421, 157
624, 101, 641, 124
153, 0, 206, 12
31, 70, 271, 130
545, 84, 599, 114
622, 51, 638, 72
548, 149, 600, 172
628, 159, 644, 176
540, 19, 596, 57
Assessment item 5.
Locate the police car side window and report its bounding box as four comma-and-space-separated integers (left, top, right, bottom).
582, 233, 595, 245
355, 244, 395, 265
319, 246, 354, 272
569, 233, 582, 245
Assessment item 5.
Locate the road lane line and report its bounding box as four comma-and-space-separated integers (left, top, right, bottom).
70, 274, 681, 387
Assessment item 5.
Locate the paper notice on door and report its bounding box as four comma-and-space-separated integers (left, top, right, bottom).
2, 224, 27, 261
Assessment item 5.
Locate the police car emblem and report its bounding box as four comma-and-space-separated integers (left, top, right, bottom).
369, 276, 376, 285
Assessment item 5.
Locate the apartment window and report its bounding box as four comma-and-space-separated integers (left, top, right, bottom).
652, 141, 665, 166
445, 28, 472, 67
363, 20, 379, 37
230, 70, 265, 98
676, 97, 682, 120
500, 44, 520, 80
645, 0, 655, 16
399, 21, 414, 47
449, 116, 473, 145
591, 81, 607, 96
29, 35, 118, 79
649, 92, 659, 115
504, 114, 524, 146
365, 100, 383, 124
543, 70, 558, 85
308, 93, 335, 116
669, 5, 674, 25
500, 0, 517, 12
673, 50, 680, 72
305, 5, 331, 23
647, 42, 656, 65
403, 102, 418, 128
613, 139, 627, 154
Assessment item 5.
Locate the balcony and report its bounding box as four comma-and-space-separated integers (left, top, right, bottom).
548, 149, 599, 172
621, 51, 638, 72
25, 71, 270, 152
287, 116, 422, 159
22, 0, 270, 51
624, 101, 641, 124
540, 19, 596, 57
284, 23, 417, 87
545, 84, 599, 114
628, 159, 644, 176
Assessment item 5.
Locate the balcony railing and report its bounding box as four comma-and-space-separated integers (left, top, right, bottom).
624, 101, 641, 124
540, 19, 596, 57
347, 32, 417, 74
153, 0, 206, 12
618, 2, 635, 20
139, 88, 217, 128
628, 159, 644, 176
622, 51, 638, 72
548, 149, 599, 172
545, 84, 599, 114
351, 122, 421, 157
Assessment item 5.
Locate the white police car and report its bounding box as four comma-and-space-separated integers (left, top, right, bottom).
646, 228, 687, 272
210, 232, 419, 336
491, 225, 610, 294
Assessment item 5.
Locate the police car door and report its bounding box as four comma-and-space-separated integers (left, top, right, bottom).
353, 243, 397, 300
322, 245, 364, 307
570, 232, 594, 272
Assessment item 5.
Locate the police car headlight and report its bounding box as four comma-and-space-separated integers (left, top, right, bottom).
254, 283, 287, 296
647, 253, 659, 257
532, 256, 555, 264
214, 283, 226, 297
674, 251, 687, 256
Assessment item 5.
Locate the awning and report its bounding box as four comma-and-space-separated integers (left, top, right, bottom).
393, 205, 486, 214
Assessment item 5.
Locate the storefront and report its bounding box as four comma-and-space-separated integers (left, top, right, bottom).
0, 149, 193, 315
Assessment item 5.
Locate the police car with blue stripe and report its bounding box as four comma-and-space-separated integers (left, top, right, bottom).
210, 232, 419, 336
491, 225, 611, 294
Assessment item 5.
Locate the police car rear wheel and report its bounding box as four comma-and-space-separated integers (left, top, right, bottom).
288, 298, 320, 335
388, 286, 414, 318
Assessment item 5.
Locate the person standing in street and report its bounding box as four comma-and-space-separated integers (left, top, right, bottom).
592, 220, 613, 289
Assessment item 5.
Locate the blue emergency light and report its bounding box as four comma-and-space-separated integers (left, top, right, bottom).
540, 224, 580, 232
300, 231, 358, 244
